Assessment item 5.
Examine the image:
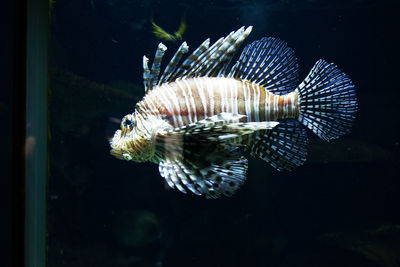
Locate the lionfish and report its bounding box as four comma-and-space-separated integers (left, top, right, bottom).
110, 26, 357, 199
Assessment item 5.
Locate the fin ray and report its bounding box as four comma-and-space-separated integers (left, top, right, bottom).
158, 42, 189, 85
158, 112, 279, 144
297, 59, 357, 140
249, 119, 308, 171
159, 147, 248, 198
229, 37, 299, 95
167, 26, 252, 82
143, 26, 252, 91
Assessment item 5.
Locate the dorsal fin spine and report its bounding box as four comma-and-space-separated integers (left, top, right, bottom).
150, 43, 167, 88
204, 28, 244, 76
158, 41, 189, 86
143, 56, 151, 92
153, 26, 252, 86
169, 39, 211, 81
183, 37, 225, 77
219, 26, 253, 76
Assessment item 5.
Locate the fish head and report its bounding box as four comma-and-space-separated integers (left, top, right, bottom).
110, 113, 155, 162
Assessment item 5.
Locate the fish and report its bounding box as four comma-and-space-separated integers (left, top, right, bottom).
151, 18, 186, 43
110, 26, 357, 199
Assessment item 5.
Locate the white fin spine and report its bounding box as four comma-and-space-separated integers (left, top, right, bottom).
158, 42, 189, 85
142, 56, 151, 92
150, 43, 167, 88
142, 26, 252, 92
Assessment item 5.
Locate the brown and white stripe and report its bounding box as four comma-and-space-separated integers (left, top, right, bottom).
139, 76, 299, 129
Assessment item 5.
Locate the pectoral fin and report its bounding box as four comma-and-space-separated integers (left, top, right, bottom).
156, 113, 278, 198
158, 112, 279, 143
159, 147, 248, 199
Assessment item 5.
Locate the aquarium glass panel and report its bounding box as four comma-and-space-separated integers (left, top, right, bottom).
48, 1, 400, 266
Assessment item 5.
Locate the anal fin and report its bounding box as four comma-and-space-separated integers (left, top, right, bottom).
249, 119, 308, 171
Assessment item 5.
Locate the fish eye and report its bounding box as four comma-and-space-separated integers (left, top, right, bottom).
121, 115, 135, 131
124, 119, 134, 128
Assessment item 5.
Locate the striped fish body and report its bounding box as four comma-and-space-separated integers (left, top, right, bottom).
140, 77, 299, 128
110, 26, 357, 199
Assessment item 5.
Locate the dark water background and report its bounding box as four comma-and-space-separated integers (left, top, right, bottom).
47, 0, 400, 266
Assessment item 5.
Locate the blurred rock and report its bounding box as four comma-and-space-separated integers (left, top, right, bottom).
308, 138, 397, 164
113, 210, 161, 248
320, 225, 400, 267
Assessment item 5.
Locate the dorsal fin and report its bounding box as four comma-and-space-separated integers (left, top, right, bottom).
158, 41, 189, 86
142, 26, 253, 93
143, 43, 167, 92
185, 26, 252, 78
168, 38, 211, 81
169, 26, 252, 80
228, 37, 299, 95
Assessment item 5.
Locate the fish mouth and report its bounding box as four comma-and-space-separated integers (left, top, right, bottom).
110, 147, 123, 160
110, 129, 122, 145
109, 129, 137, 161
109, 130, 124, 159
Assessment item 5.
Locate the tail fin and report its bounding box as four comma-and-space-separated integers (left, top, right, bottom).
297, 59, 357, 141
